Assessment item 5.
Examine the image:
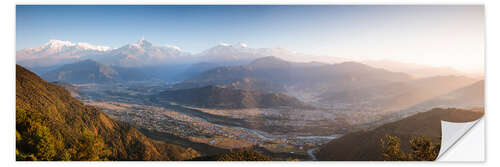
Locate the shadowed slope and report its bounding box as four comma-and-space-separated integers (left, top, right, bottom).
157, 85, 311, 109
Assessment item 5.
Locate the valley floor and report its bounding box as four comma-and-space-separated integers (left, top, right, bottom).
72, 82, 482, 160
73, 83, 356, 160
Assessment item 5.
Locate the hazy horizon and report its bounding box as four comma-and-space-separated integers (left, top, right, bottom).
16, 5, 484, 74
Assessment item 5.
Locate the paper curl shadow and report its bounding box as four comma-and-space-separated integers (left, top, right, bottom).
436, 117, 483, 160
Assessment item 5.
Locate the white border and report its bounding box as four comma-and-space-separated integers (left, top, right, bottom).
11, 0, 488, 5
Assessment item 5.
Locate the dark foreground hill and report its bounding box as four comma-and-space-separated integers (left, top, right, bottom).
156, 85, 311, 109
190, 150, 272, 161
16, 64, 198, 161
315, 108, 484, 161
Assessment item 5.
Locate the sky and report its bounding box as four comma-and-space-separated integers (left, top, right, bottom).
16, 5, 484, 73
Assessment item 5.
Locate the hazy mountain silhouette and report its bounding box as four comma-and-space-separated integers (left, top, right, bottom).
176, 56, 411, 94
405, 80, 484, 110
362, 59, 467, 78
41, 59, 150, 84
320, 75, 479, 111
156, 85, 311, 109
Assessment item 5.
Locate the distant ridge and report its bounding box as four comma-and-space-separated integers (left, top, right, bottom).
319, 75, 479, 111
42, 59, 118, 84
41, 59, 149, 84
177, 56, 411, 94
407, 80, 484, 110
156, 85, 311, 109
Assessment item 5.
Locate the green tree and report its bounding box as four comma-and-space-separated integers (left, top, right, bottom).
380, 135, 409, 160
74, 130, 110, 161
16, 108, 57, 160
409, 136, 440, 161
16, 107, 111, 161
217, 150, 272, 161
380, 135, 440, 161
33, 126, 57, 160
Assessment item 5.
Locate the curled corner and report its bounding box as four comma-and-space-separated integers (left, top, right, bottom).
436, 117, 483, 160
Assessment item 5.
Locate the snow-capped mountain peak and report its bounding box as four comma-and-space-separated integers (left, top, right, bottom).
75, 42, 111, 51
135, 37, 153, 49
17, 40, 112, 67
165, 44, 182, 51
42, 40, 74, 48
125, 38, 181, 53
216, 42, 247, 48
236, 42, 248, 48
17, 39, 302, 68
40, 39, 111, 51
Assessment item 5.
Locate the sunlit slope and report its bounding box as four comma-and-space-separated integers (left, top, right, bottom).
16, 64, 198, 160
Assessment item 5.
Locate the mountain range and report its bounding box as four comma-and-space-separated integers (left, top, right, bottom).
34, 53, 484, 114
176, 56, 412, 97
17, 38, 191, 68
17, 40, 111, 67
94, 38, 191, 67
17, 39, 300, 68
176, 56, 484, 113
18, 39, 480, 83
18, 39, 318, 82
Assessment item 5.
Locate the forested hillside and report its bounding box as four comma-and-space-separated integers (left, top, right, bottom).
16, 64, 199, 160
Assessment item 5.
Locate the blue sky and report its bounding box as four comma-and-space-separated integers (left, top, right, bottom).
16, 5, 484, 72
